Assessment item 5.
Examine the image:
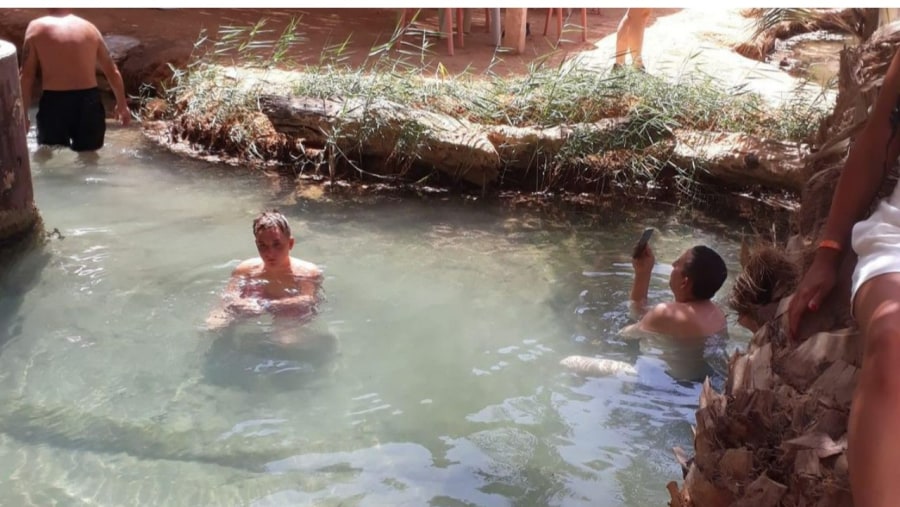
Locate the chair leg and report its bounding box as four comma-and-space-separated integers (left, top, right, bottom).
456, 8, 465, 48
555, 8, 563, 41
581, 8, 588, 42
443, 8, 454, 56
543, 8, 552, 36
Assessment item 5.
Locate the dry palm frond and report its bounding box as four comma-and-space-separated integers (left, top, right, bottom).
752, 8, 876, 43
737, 8, 878, 61
729, 245, 798, 318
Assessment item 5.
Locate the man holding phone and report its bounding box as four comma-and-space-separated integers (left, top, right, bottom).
625, 232, 728, 339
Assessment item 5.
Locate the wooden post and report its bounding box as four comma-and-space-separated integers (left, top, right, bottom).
0, 39, 39, 248
503, 8, 527, 54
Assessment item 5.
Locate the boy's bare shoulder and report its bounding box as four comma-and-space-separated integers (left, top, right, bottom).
233, 258, 264, 275
290, 258, 323, 278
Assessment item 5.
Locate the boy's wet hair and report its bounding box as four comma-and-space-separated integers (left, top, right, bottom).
253, 209, 292, 238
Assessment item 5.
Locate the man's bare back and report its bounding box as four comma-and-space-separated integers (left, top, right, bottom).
20, 10, 130, 144
24, 13, 104, 91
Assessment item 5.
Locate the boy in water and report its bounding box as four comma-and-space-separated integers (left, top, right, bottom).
206, 210, 323, 331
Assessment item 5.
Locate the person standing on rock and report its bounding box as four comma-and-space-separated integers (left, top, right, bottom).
19, 9, 131, 152
788, 46, 900, 507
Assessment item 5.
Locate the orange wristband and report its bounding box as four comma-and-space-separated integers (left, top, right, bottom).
818, 240, 842, 252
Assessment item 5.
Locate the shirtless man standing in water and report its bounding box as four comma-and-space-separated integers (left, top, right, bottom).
206, 210, 324, 331
19, 9, 131, 151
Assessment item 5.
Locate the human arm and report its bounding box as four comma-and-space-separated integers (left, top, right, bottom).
219, 267, 266, 316
787, 48, 900, 338
265, 294, 318, 316
19, 23, 39, 132
205, 265, 265, 330
266, 268, 323, 316
629, 245, 655, 316
95, 31, 130, 126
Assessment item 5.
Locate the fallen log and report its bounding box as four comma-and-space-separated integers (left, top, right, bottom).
259, 93, 810, 193
259, 94, 501, 187
670, 131, 811, 193
484, 118, 633, 170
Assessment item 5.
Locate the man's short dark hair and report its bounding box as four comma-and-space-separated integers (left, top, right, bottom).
684, 245, 728, 300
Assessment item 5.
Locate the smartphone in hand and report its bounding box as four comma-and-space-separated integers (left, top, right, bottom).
632, 228, 654, 258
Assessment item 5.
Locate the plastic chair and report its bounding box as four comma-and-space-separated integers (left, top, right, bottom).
543, 8, 588, 42
399, 8, 464, 55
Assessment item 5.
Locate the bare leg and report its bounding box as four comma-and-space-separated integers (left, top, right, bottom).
850, 273, 900, 507
76, 150, 100, 166
625, 8, 651, 69
32, 145, 55, 164
614, 10, 630, 66
269, 311, 319, 346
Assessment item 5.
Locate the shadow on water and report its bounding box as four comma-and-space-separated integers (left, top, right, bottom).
0, 394, 322, 473
0, 242, 52, 350
0, 318, 342, 474
0, 312, 340, 472
203, 322, 340, 393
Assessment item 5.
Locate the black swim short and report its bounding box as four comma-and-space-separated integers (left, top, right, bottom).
36, 87, 106, 152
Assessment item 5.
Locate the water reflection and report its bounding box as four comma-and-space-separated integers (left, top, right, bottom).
0, 243, 51, 349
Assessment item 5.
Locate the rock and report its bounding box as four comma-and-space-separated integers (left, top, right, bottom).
103, 34, 141, 62
120, 44, 191, 95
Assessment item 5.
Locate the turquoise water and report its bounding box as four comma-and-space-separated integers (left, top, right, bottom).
0, 126, 750, 506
